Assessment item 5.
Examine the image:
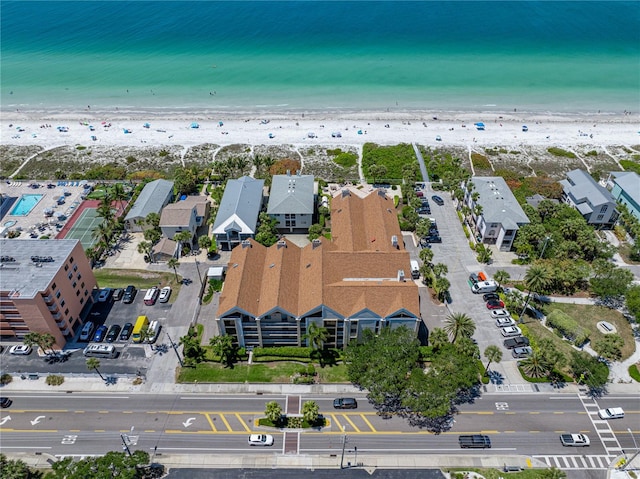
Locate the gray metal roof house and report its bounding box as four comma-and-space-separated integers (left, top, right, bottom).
267, 171, 316, 233
464, 176, 530, 251
560, 169, 618, 228
608, 171, 640, 222
212, 176, 264, 251
124, 179, 174, 232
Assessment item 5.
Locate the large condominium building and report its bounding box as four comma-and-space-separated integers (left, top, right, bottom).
216, 189, 421, 349
0, 239, 97, 347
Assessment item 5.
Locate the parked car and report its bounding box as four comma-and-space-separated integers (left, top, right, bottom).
424, 235, 442, 243
93, 325, 108, 342
9, 345, 32, 355
97, 288, 113, 302
417, 207, 431, 215
113, 288, 124, 301
105, 325, 121, 343
144, 286, 160, 306
333, 398, 358, 409
483, 293, 500, 302
248, 434, 274, 446
511, 346, 533, 358
486, 300, 505, 309
119, 322, 133, 341
158, 286, 172, 303
431, 195, 444, 206
421, 200, 430, 208
490, 309, 511, 318
495, 317, 516, 328
416, 191, 424, 198
503, 336, 530, 349
0, 397, 12, 408
501, 326, 523, 337
123, 285, 137, 304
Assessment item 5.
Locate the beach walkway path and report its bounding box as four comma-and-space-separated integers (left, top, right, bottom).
412, 143, 429, 183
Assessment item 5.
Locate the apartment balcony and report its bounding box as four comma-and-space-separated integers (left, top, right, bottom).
43, 295, 55, 305
51, 312, 62, 320
48, 305, 59, 313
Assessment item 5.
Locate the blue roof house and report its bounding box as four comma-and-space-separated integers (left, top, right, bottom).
212, 176, 265, 251
607, 171, 640, 222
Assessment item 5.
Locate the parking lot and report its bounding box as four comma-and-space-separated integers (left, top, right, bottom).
1, 287, 175, 378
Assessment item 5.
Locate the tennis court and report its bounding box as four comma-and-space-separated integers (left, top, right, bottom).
62, 207, 102, 249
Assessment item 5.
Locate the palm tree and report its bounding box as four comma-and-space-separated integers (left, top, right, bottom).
111, 182, 128, 216
524, 264, 551, 294
86, 358, 105, 381
174, 230, 193, 255
456, 337, 480, 359
301, 400, 320, 424
520, 351, 553, 379
96, 195, 114, 224
419, 247, 434, 264
198, 235, 212, 252
265, 401, 283, 424
483, 345, 502, 375
137, 240, 153, 262
432, 263, 448, 278
493, 270, 510, 289
23, 332, 56, 355
92, 221, 113, 247
167, 257, 180, 282
429, 328, 449, 349
434, 276, 451, 302
444, 312, 476, 344
304, 322, 329, 351
210, 335, 236, 366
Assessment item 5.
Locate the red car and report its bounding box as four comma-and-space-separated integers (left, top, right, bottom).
486, 300, 505, 309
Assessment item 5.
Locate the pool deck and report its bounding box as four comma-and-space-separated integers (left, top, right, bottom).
0, 181, 89, 239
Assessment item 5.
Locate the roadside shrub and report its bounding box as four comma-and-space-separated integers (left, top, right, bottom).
253, 346, 312, 359
629, 363, 640, 382
46, 375, 64, 386
393, 195, 400, 208
0, 373, 13, 385
546, 310, 589, 345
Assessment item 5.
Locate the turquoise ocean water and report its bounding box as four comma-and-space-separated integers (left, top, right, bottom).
1, 1, 639, 114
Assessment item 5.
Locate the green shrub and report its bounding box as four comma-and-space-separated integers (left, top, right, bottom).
547, 147, 576, 158
471, 153, 491, 169
393, 195, 400, 208
46, 374, 64, 386
253, 346, 312, 359
629, 364, 640, 382
331, 151, 358, 168
76, 145, 86, 150
546, 310, 589, 345
0, 373, 12, 385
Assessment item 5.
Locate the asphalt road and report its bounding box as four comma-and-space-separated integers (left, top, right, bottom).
1, 392, 637, 457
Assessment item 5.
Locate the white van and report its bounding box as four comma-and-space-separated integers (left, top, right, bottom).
79, 321, 95, 341
598, 407, 624, 419
147, 320, 161, 343
410, 260, 420, 279
471, 280, 499, 294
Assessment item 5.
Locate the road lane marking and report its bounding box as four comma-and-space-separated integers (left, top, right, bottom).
235, 413, 251, 432
144, 430, 156, 433
219, 414, 232, 432
205, 413, 217, 432
342, 414, 361, 432
98, 411, 109, 414
330, 414, 344, 432
360, 414, 376, 432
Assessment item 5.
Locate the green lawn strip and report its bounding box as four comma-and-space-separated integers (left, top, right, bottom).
177, 360, 349, 383
93, 268, 182, 295
537, 302, 634, 360
446, 468, 549, 479
629, 364, 640, 382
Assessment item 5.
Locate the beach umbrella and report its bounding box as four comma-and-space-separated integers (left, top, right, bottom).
143, 123, 151, 128
190, 122, 200, 129
218, 121, 224, 127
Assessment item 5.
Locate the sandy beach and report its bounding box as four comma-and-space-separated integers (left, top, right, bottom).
2, 110, 639, 150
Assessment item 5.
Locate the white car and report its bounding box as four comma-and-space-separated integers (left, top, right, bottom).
501, 326, 522, 337
248, 434, 274, 446
158, 286, 172, 303
598, 407, 625, 419
9, 345, 32, 355
495, 317, 516, 328
490, 309, 511, 318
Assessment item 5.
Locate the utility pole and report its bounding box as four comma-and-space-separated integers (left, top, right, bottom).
166, 332, 184, 367
120, 434, 132, 457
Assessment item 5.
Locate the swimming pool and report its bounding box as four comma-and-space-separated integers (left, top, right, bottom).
9, 194, 43, 216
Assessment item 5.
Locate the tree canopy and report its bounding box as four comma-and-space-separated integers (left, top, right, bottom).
48, 450, 155, 479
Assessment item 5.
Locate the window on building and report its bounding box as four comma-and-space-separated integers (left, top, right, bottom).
84, 290, 88, 296
77, 273, 82, 280
76, 290, 80, 296
73, 264, 78, 272
56, 291, 61, 299
72, 281, 77, 288
600, 205, 608, 213
51, 282, 57, 290
69, 256, 74, 264
64, 308, 69, 316
81, 282, 85, 288
68, 272, 73, 280
64, 264, 69, 271
80, 298, 84, 305
596, 214, 605, 220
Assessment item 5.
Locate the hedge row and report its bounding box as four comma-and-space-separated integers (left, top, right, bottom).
252, 346, 313, 358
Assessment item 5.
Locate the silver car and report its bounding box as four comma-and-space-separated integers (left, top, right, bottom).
512, 346, 533, 358
495, 317, 516, 328
490, 309, 510, 318
501, 326, 522, 337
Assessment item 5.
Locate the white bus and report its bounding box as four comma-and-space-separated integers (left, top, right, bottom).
83, 344, 117, 358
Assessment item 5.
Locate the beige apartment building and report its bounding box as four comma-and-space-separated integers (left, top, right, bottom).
0, 239, 97, 347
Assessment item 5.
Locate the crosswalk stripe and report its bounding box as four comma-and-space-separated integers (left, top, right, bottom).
533, 456, 612, 470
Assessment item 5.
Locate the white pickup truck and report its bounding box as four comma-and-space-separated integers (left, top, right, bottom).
560, 434, 590, 447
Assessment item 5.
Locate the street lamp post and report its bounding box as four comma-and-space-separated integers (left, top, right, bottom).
166, 332, 184, 367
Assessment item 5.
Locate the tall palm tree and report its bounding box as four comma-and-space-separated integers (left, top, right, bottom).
434, 276, 451, 302
419, 247, 434, 264
493, 270, 510, 289
23, 332, 56, 355
444, 312, 476, 344
520, 351, 553, 379
432, 263, 448, 278
86, 358, 105, 381
111, 182, 128, 216
96, 195, 115, 224
167, 257, 180, 282
304, 322, 329, 350
92, 221, 113, 247
524, 264, 551, 294
483, 345, 502, 375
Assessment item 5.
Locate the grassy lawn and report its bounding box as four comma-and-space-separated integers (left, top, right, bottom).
524, 302, 634, 361
93, 268, 182, 299
177, 361, 349, 384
